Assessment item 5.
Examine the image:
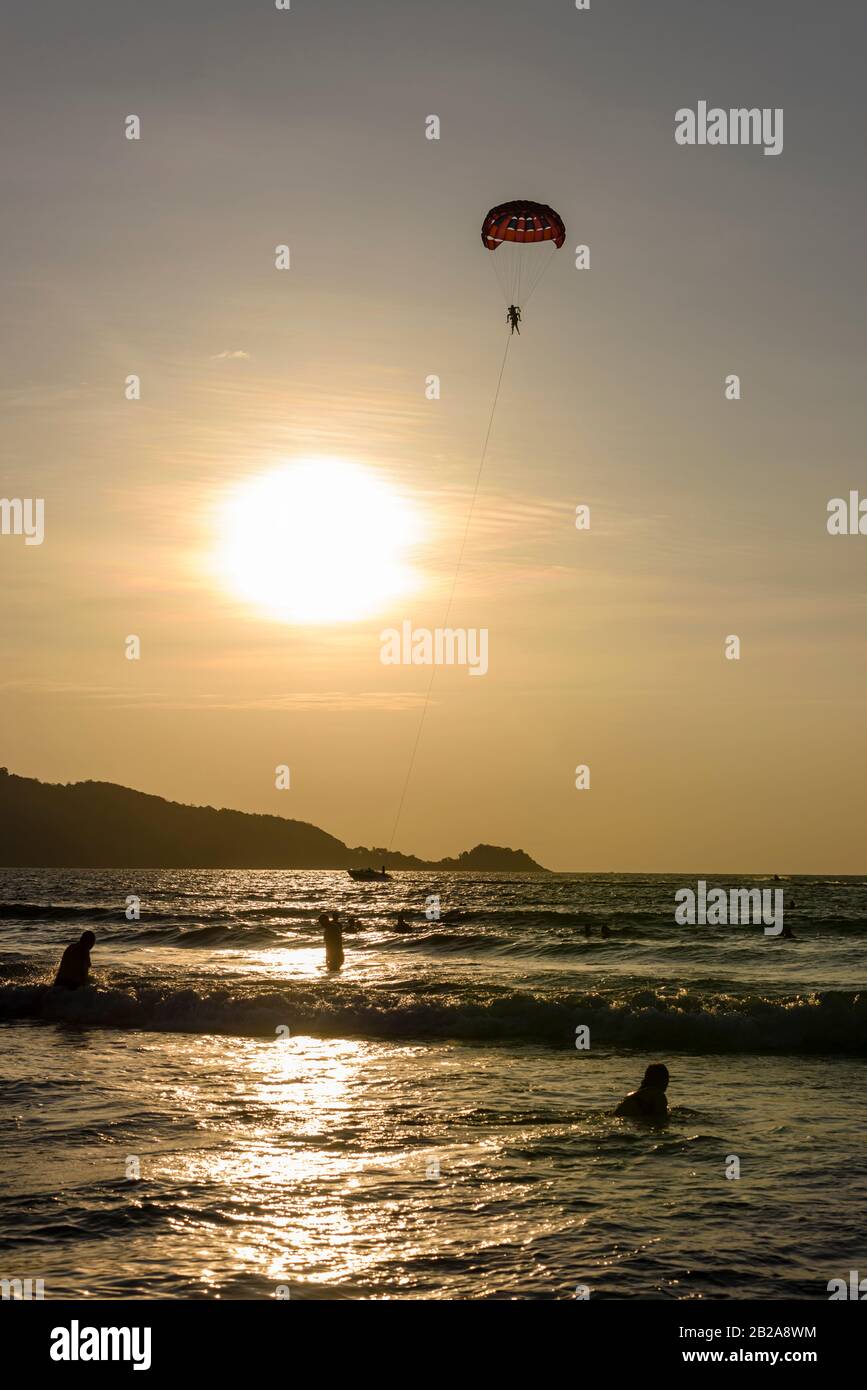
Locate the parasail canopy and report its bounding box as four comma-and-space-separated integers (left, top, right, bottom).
481, 200, 566, 251
481, 199, 566, 308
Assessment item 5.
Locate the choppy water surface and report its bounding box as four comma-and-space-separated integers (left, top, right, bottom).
1, 870, 865, 1298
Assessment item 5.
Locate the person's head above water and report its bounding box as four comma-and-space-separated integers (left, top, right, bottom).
642, 1063, 669, 1090
80, 931, 96, 950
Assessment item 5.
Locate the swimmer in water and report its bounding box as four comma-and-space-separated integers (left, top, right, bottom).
615, 1063, 669, 1120
53, 931, 96, 989
321, 913, 344, 970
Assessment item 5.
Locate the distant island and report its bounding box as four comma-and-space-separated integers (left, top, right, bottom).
0, 769, 547, 871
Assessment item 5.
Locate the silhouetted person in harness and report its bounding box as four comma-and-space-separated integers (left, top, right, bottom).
507, 304, 522, 334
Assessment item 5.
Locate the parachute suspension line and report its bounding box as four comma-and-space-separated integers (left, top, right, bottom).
488, 249, 516, 308
488, 247, 534, 309
487, 241, 556, 326
522, 242, 557, 307
386, 331, 513, 854
516, 245, 526, 303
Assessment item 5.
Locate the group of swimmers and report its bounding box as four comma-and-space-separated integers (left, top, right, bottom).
52, 928, 674, 1120
317, 910, 416, 969
51, 914, 416, 986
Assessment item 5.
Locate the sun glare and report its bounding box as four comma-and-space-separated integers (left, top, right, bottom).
217, 459, 421, 624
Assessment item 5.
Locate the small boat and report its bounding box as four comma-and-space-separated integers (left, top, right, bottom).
348, 867, 391, 882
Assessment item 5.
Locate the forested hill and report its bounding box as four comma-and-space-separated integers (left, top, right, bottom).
0, 770, 547, 871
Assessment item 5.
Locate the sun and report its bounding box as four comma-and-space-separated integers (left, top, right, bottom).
217, 458, 421, 624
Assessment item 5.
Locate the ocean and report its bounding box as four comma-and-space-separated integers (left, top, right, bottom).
1, 869, 865, 1300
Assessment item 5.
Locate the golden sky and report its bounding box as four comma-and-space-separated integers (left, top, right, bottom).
3, 1, 867, 870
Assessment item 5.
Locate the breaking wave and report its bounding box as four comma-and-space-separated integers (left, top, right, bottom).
1, 979, 864, 1053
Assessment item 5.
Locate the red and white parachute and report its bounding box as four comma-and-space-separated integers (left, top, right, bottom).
481, 199, 566, 306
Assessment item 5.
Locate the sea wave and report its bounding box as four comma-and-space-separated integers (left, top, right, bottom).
5, 900, 867, 945
0, 901, 326, 925
0, 902, 124, 922
1, 979, 864, 1052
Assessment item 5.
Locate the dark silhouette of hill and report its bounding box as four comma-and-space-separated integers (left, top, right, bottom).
0, 769, 546, 871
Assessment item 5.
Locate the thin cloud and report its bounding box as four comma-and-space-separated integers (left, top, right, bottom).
0, 680, 429, 713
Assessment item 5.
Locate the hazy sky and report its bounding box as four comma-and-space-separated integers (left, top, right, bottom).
3, 1, 866, 871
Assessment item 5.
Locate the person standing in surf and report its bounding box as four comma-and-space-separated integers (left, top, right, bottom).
321, 914, 344, 971
53, 931, 96, 989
